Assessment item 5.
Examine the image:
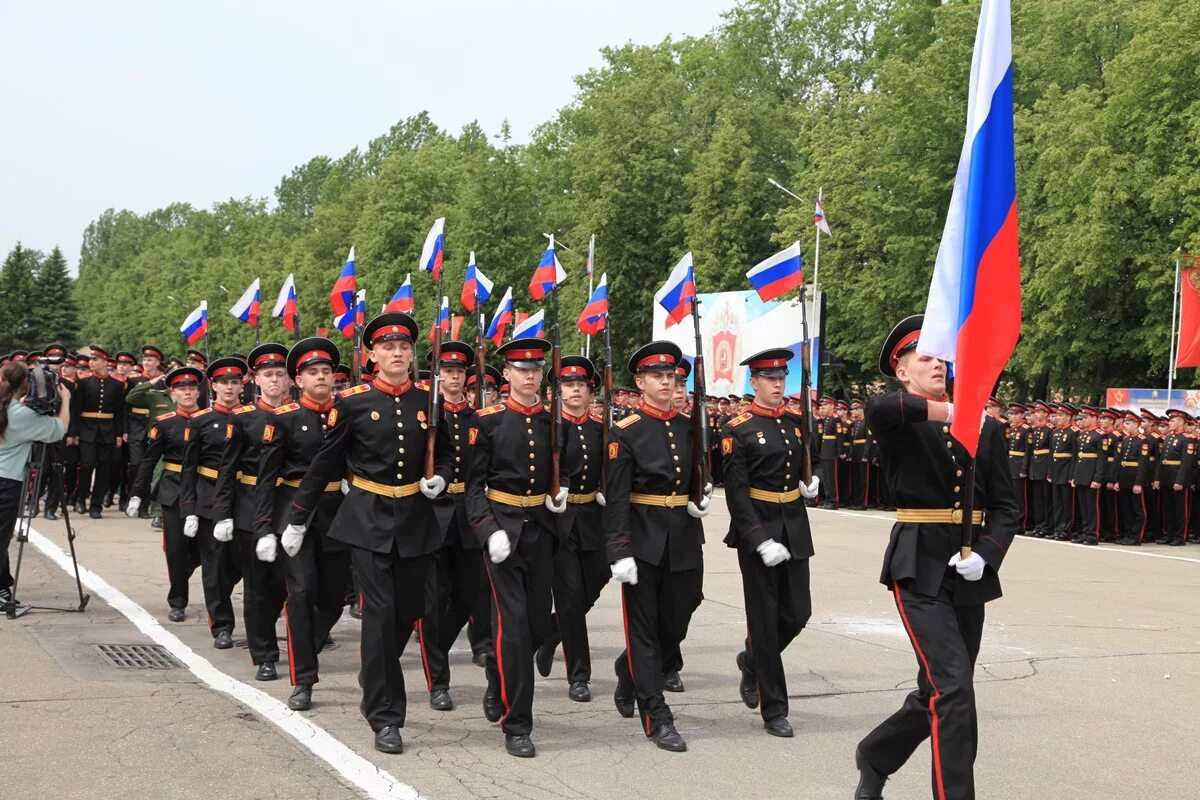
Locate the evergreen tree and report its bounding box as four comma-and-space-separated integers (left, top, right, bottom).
0, 243, 42, 351
34, 246, 81, 348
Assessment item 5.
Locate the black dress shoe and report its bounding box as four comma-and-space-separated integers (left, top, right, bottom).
103, 493, 114, 508
89, 508, 102, 519
255, 662, 278, 681
613, 659, 635, 718
472, 652, 488, 668
167, 608, 185, 622
430, 689, 454, 711
74, 500, 86, 514
483, 688, 503, 723
651, 722, 687, 752
764, 716, 794, 737
855, 747, 888, 799
568, 681, 592, 702
138, 507, 150, 519
213, 630, 234, 649
663, 670, 684, 692
505, 734, 536, 758
288, 684, 313, 710
374, 726, 403, 754
150, 516, 162, 529
1080, 538, 1098, 546
535, 641, 555, 677
43, 509, 57, 521
736, 651, 758, 708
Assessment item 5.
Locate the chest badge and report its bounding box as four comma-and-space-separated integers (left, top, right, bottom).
370, 411, 380, 421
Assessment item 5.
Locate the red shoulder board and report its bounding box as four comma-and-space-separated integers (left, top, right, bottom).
339, 384, 371, 398
589, 410, 604, 423
154, 411, 176, 422
726, 412, 753, 428
477, 404, 505, 417
274, 402, 301, 415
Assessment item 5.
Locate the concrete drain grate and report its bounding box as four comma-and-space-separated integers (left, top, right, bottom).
96, 644, 183, 670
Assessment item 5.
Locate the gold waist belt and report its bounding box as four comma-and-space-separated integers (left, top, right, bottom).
487, 488, 546, 508
447, 482, 466, 494
129, 407, 149, 416
163, 462, 182, 473
1033, 449, 1050, 455
895, 508, 983, 525
237, 473, 258, 486
1120, 461, 1140, 467
1008, 451, 1027, 457
749, 487, 802, 504
81, 412, 114, 420
198, 466, 219, 479
1053, 453, 1073, 459
568, 491, 598, 504
1162, 459, 1182, 466
629, 492, 689, 508
351, 475, 419, 498
1078, 453, 1098, 459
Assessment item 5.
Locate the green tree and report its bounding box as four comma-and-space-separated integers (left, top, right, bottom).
0, 243, 42, 351
34, 246, 80, 348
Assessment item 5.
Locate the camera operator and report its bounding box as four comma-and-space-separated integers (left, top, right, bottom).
0, 361, 72, 607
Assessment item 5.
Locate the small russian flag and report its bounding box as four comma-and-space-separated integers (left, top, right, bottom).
746, 242, 804, 303
272, 274, 298, 334
229, 279, 261, 327
420, 218, 446, 281
386, 274, 414, 313
461, 252, 494, 312
428, 296, 451, 343
529, 235, 567, 301
655, 252, 697, 329
511, 309, 546, 339
330, 246, 357, 320
815, 195, 832, 237
577, 272, 608, 335
486, 287, 514, 346
355, 288, 366, 328
180, 301, 208, 346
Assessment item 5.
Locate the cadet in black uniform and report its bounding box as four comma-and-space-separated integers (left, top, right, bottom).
124, 345, 166, 519
1114, 412, 1152, 545
1156, 409, 1194, 546
722, 348, 820, 738
1048, 403, 1078, 540
534, 355, 608, 702
1004, 402, 1029, 533
127, 367, 204, 622
848, 399, 869, 509
212, 343, 293, 683
1070, 407, 1104, 545
71, 344, 126, 518
1097, 409, 1121, 542
415, 341, 482, 712
854, 315, 1019, 800
286, 313, 451, 755
465, 337, 570, 758
179, 357, 247, 649
606, 341, 711, 753
816, 396, 842, 508
1024, 402, 1052, 536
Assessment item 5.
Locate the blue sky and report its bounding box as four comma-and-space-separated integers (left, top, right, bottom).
0, 0, 732, 270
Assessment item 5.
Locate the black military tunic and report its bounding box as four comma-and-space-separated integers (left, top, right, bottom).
1115, 433, 1153, 544
70, 372, 125, 512
1072, 426, 1104, 544
131, 410, 200, 613
1005, 422, 1030, 531
1049, 425, 1077, 538
720, 402, 814, 723
1026, 422, 1052, 535
848, 417, 870, 509
1155, 431, 1195, 545
817, 416, 844, 507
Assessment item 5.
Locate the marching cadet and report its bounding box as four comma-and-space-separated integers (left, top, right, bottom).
1115, 411, 1153, 545
1026, 401, 1052, 536
179, 356, 247, 649
284, 313, 451, 755
1005, 402, 1030, 533
1097, 408, 1122, 542
854, 315, 1019, 800
1140, 410, 1164, 542
606, 340, 711, 753
1048, 403, 1078, 540
817, 396, 842, 508
185, 349, 211, 409
722, 348, 820, 738
332, 363, 352, 390
848, 399, 869, 510
1070, 407, 1104, 545
70, 344, 125, 518
1155, 409, 1194, 546
108, 351, 138, 509
415, 341, 482, 712
126, 367, 205, 622
534, 355, 608, 702
212, 343, 293, 684
465, 337, 570, 758
254, 339, 352, 710
40, 344, 71, 520
123, 345, 166, 519
466, 364, 501, 409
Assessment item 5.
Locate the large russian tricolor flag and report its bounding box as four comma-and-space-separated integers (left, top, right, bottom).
655, 252, 697, 329
330, 246, 357, 321
420, 218, 446, 281
272, 273, 298, 333
180, 301, 208, 346
746, 242, 803, 303
461, 251, 493, 311
386, 274, 414, 313
577, 272, 609, 335
529, 236, 567, 301
918, 0, 1021, 457
228, 278, 261, 327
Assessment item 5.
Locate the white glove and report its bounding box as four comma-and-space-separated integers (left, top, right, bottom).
757, 540, 792, 567
545, 487, 568, 513
488, 531, 511, 564
948, 551, 985, 582
340, 479, 350, 495
944, 402, 955, 423
256, 535, 278, 563
125, 497, 141, 518
611, 557, 638, 584
595, 492, 606, 508
687, 497, 710, 518
281, 524, 306, 557
213, 519, 234, 542
420, 475, 446, 499
183, 515, 199, 538
703, 482, 714, 504
799, 475, 820, 499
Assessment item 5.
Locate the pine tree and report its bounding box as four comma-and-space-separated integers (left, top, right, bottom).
0, 243, 41, 351
34, 246, 81, 348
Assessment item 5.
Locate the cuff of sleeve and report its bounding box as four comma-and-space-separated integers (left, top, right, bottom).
974, 535, 1008, 572
742, 523, 769, 550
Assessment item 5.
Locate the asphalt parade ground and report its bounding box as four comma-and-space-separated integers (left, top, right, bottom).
2, 494, 1197, 800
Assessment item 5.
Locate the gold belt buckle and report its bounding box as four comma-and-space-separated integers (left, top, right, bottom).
950, 509, 964, 524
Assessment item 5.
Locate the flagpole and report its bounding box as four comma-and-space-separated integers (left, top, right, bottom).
812, 187, 824, 390
1169, 252, 1182, 397
584, 235, 595, 358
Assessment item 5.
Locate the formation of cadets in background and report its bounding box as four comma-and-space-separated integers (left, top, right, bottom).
0, 330, 818, 759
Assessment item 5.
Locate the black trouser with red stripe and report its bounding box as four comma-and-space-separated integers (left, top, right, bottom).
1075, 484, 1100, 542
418, 535, 485, 692
197, 517, 240, 636
737, 545, 810, 722
278, 531, 352, 685
78, 438, 114, 511
238, 528, 286, 666
355, 545, 433, 731
615, 556, 704, 733
160, 504, 199, 611
482, 522, 553, 737
849, 461, 868, 507
1118, 488, 1147, 542
1163, 486, 1189, 542
1050, 482, 1073, 536
541, 533, 610, 684
1027, 479, 1049, 532
859, 580, 985, 800
1100, 488, 1119, 540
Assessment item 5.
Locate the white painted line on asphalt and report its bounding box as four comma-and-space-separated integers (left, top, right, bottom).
27, 527, 422, 800
806, 507, 1200, 564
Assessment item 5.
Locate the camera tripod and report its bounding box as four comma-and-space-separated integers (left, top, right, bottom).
4, 442, 90, 619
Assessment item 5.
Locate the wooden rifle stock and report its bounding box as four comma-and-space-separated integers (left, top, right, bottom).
689, 299, 709, 505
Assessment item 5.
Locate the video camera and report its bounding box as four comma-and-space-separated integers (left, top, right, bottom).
23, 361, 61, 416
